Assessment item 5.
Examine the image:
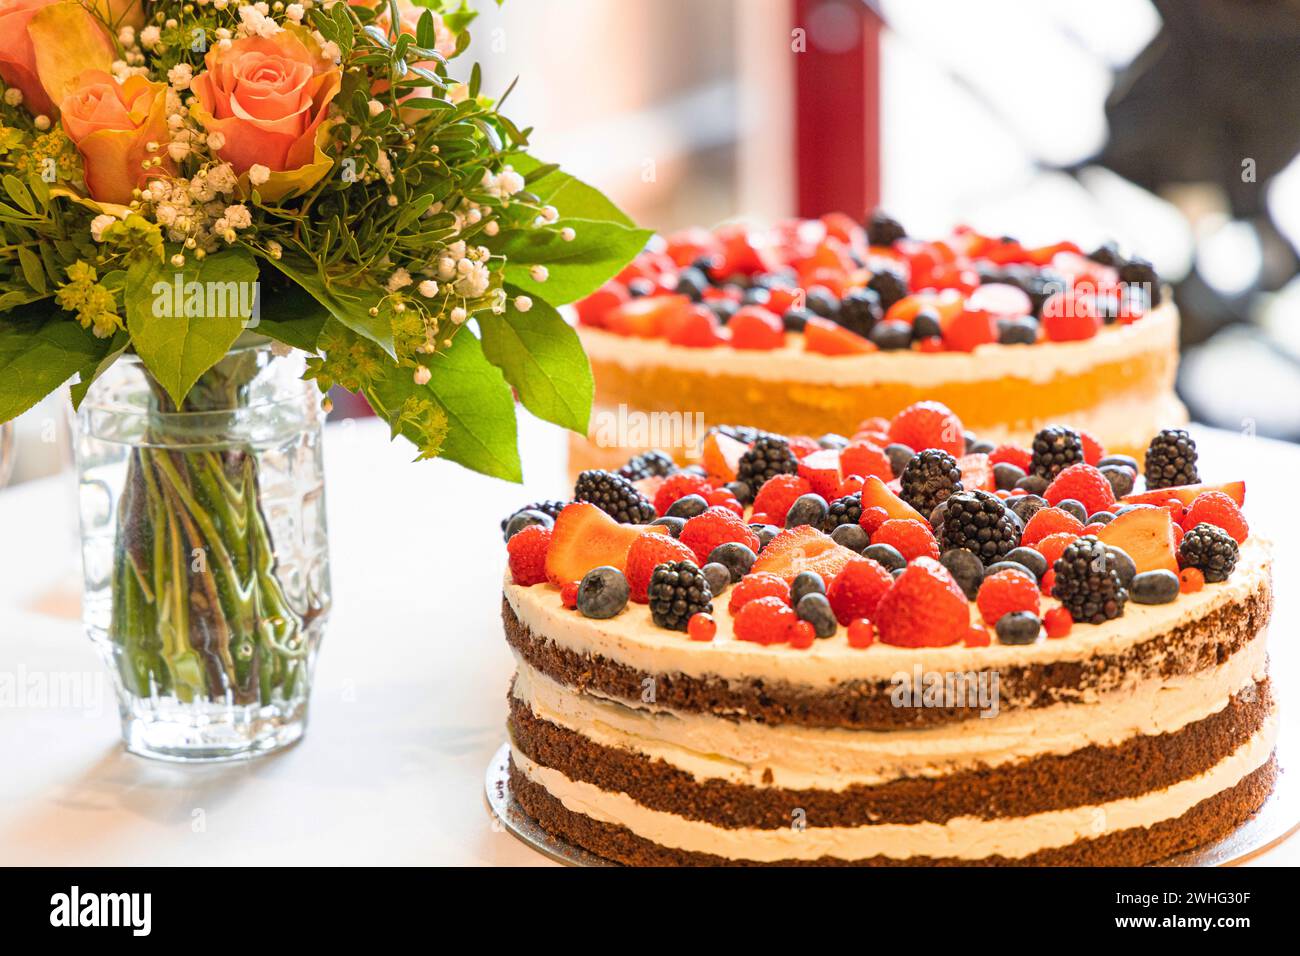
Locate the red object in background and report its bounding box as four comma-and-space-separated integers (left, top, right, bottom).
793, 0, 882, 219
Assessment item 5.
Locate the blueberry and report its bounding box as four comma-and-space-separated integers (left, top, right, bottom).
837, 287, 881, 336
885, 443, 915, 478
681, 464, 707, 478
891, 566, 907, 579
627, 278, 655, 298
1087, 510, 1116, 525
995, 611, 1042, 645
818, 433, 850, 450
723, 480, 751, 502
1003, 547, 1048, 581
963, 431, 980, 453
929, 499, 950, 529
708, 542, 756, 582
1100, 464, 1136, 498
912, 309, 942, 340
576, 566, 629, 619
649, 516, 686, 537
741, 286, 771, 307
969, 439, 996, 455
1105, 545, 1138, 588
864, 543, 907, 573
701, 562, 732, 596
1015, 474, 1049, 495
796, 592, 838, 638
831, 524, 870, 552
1097, 454, 1139, 472
666, 494, 709, 519
791, 571, 826, 605
993, 462, 1026, 492
709, 299, 739, 324
785, 493, 829, 529
750, 523, 781, 550
940, 547, 984, 600
782, 308, 813, 333
1056, 498, 1087, 523
675, 267, 709, 301
869, 319, 912, 350
805, 286, 840, 318
997, 315, 1039, 345
504, 509, 554, 541
984, 560, 1037, 582
1007, 493, 1048, 524
1131, 569, 1179, 604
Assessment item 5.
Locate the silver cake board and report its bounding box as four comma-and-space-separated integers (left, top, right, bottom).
485, 739, 1298, 868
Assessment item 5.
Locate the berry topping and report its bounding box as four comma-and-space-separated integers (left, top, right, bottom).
729, 306, 785, 350
1096, 506, 1178, 574
795, 591, 838, 638
507, 524, 552, 586
888, 401, 966, 456
687, 612, 717, 642
1030, 425, 1085, 480
647, 560, 714, 631
995, 612, 1042, 645
1043, 606, 1073, 639
728, 571, 792, 615
560, 581, 579, 609
874, 557, 969, 647
826, 556, 895, 625
789, 620, 817, 649
653, 472, 713, 515
796, 448, 844, 500
625, 531, 697, 602
737, 436, 800, 496
899, 448, 964, 516
936, 489, 1021, 563
859, 474, 929, 524
872, 518, 940, 562
1179, 567, 1205, 593
545, 502, 653, 586
751, 473, 813, 524
503, 508, 556, 542
785, 493, 829, 529
574, 469, 657, 524
679, 506, 762, 565
1144, 429, 1200, 490
1130, 569, 1180, 605
708, 541, 758, 582
1079, 431, 1106, 466
1021, 506, 1085, 547
1052, 535, 1128, 624
939, 547, 984, 599
1044, 463, 1116, 517
700, 431, 747, 483
867, 209, 906, 246
618, 450, 677, 482
989, 444, 1033, 473
734, 595, 798, 645
501, 499, 567, 541
576, 567, 630, 619
840, 441, 893, 481
1177, 523, 1239, 583
820, 493, 863, 533
751, 526, 860, 583
1180, 491, 1248, 544
1042, 291, 1101, 342
847, 617, 876, 648
1033, 530, 1081, 567
977, 568, 1040, 627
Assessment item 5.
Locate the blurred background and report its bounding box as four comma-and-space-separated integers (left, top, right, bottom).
4, 0, 1299, 486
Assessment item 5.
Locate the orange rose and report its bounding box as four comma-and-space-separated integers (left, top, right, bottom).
60, 71, 173, 204
0, 0, 61, 116
0, 0, 115, 118
190, 28, 341, 202
351, 0, 456, 59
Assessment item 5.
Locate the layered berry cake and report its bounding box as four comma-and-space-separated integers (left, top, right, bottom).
500, 401, 1274, 866
572, 212, 1184, 473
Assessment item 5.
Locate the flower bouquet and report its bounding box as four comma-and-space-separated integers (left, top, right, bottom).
0, 0, 647, 759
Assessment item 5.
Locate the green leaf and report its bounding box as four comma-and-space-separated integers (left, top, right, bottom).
0, 309, 109, 422
124, 248, 258, 407
505, 153, 635, 227
478, 285, 591, 434
69, 328, 130, 409
255, 281, 330, 353
264, 252, 396, 358
492, 218, 651, 306
17, 247, 46, 294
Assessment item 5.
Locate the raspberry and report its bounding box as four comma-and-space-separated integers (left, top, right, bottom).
1034, 530, 1080, 567
625, 531, 696, 602
1044, 463, 1116, 517
874, 557, 969, 647
734, 595, 797, 644
964, 625, 991, 647
1080, 430, 1106, 466
751, 474, 812, 524
837, 475, 866, 497
704, 487, 744, 517
653, 473, 712, 515
688, 612, 717, 642
787, 436, 821, 459
857, 416, 891, 434
888, 401, 965, 455
680, 506, 761, 565
728, 571, 791, 615
1181, 491, 1248, 544
507, 524, 552, 585
1180, 567, 1205, 593
1040, 568, 1056, 595
976, 569, 1040, 627
871, 518, 939, 562
858, 506, 889, 535
1021, 507, 1085, 547
1042, 292, 1101, 341
729, 307, 785, 350
989, 443, 1032, 472
560, 581, 579, 608
1044, 606, 1073, 639
826, 557, 895, 625
789, 620, 816, 649
846, 618, 876, 648
840, 441, 893, 481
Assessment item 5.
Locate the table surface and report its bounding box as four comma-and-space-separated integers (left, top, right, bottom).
0, 417, 1295, 866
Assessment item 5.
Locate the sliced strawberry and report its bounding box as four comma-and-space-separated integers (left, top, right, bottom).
966, 282, 1032, 318
544, 502, 664, 585
751, 526, 859, 584
700, 431, 747, 483
603, 294, 691, 338
1122, 481, 1246, 508
663, 304, 726, 348
957, 452, 994, 491
803, 315, 876, 355
729, 306, 785, 350
859, 475, 928, 524
574, 282, 629, 329
797, 448, 842, 500
1097, 506, 1179, 574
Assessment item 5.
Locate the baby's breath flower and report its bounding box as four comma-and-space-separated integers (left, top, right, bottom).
514, 295, 533, 312
248, 164, 270, 186
561, 227, 576, 242
413, 365, 431, 386
417, 280, 439, 298
529, 265, 549, 282
386, 268, 413, 292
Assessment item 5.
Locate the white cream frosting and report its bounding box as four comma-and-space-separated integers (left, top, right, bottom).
579, 300, 1179, 388
511, 715, 1277, 862
511, 632, 1268, 790
504, 536, 1271, 689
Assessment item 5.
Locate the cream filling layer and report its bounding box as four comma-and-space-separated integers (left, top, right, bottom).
504, 537, 1271, 689
511, 715, 1276, 862
511, 634, 1268, 790
579, 301, 1178, 387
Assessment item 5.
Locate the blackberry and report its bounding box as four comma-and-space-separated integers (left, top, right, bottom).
715, 424, 768, 447
820, 493, 862, 533
899, 449, 963, 516
866, 209, 907, 246
617, 449, 676, 482
1052, 536, 1128, 624
647, 560, 713, 631
836, 287, 881, 337
866, 268, 908, 312
1030, 425, 1084, 480
937, 490, 1021, 564
1178, 523, 1238, 583
1144, 429, 1199, 489
500, 499, 566, 539
1119, 256, 1161, 307
574, 470, 656, 524
736, 436, 799, 498
805, 286, 840, 318
1087, 242, 1124, 268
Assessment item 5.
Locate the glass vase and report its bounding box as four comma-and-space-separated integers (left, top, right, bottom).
73, 338, 331, 762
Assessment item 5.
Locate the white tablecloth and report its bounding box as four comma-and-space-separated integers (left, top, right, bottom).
0, 417, 1294, 865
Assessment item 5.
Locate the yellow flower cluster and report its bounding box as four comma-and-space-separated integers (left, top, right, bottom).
8, 127, 81, 185
54, 261, 123, 338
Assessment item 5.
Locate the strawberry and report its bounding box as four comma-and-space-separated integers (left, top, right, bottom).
751, 526, 859, 583
957, 452, 994, 491
871, 518, 939, 561
964, 625, 992, 647
874, 558, 969, 647
1181, 491, 1249, 544
701, 431, 746, 482
858, 506, 890, 535
625, 531, 697, 602
1122, 480, 1245, 508
941, 307, 998, 352
680, 507, 761, 565
846, 618, 876, 648
804, 315, 876, 354
836, 474, 866, 497
734, 595, 799, 645
976, 569, 1040, 627
888, 401, 965, 456
575, 281, 629, 329
786, 435, 822, 459
664, 304, 726, 348
704, 487, 744, 517
507, 524, 552, 586
797, 448, 842, 500
728, 571, 791, 615
840, 441, 893, 481
826, 557, 895, 625
989, 443, 1032, 472
751, 473, 812, 525
859, 474, 929, 524
1042, 290, 1101, 342
653, 472, 712, 515
1021, 507, 1085, 547
1044, 463, 1116, 516
603, 294, 691, 337
1079, 430, 1106, 466
545, 502, 658, 585
729, 306, 785, 350
1043, 606, 1073, 639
